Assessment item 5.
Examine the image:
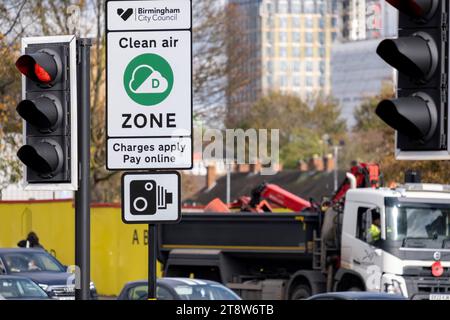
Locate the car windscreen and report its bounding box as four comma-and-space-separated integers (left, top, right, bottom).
0, 278, 48, 299
2, 252, 65, 273
173, 284, 241, 300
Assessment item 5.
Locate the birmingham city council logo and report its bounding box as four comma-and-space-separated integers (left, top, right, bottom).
117, 8, 133, 21
124, 53, 174, 106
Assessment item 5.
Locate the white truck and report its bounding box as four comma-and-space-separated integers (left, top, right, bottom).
336, 183, 450, 300
159, 182, 450, 300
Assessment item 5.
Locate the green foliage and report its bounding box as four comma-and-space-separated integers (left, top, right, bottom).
351, 82, 450, 185
246, 91, 347, 168
353, 83, 394, 133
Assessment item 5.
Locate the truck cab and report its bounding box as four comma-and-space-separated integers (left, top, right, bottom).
339, 184, 450, 299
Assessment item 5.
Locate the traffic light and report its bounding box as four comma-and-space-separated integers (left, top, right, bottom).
16, 36, 78, 190
376, 0, 449, 160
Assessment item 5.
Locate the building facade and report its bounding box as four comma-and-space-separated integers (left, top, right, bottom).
332, 0, 398, 128
227, 0, 339, 125
338, 0, 397, 41
331, 39, 395, 128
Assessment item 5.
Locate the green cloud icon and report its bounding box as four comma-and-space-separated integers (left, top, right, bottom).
129, 65, 169, 94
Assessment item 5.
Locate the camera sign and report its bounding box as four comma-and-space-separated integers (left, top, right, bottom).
106, 0, 192, 171
122, 172, 181, 224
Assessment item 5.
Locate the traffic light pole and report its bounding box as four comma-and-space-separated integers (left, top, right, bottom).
75, 38, 92, 300
148, 224, 157, 300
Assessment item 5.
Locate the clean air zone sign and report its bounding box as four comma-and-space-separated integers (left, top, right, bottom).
106, 0, 192, 170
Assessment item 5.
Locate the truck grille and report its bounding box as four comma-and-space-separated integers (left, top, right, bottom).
404, 266, 450, 277
404, 276, 450, 299
417, 281, 450, 294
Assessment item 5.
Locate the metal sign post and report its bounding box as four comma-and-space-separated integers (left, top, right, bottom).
148, 224, 157, 300
107, 0, 192, 302
75, 38, 92, 300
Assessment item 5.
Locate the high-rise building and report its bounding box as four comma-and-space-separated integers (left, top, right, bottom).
331, 0, 398, 128
338, 0, 397, 42
226, 0, 339, 126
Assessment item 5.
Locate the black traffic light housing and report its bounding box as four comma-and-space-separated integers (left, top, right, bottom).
16, 36, 78, 189
376, 0, 449, 159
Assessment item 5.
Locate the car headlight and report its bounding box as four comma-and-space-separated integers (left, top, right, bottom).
38, 284, 49, 291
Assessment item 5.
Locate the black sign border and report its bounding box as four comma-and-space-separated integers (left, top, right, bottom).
121, 171, 182, 224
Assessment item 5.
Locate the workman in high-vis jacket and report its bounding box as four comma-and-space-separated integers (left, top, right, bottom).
369, 211, 381, 242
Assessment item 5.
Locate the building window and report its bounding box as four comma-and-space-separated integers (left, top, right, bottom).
292, 46, 301, 58
305, 17, 313, 28
279, 46, 288, 57
292, 17, 301, 28
292, 31, 301, 42
293, 61, 301, 72
267, 61, 274, 73
331, 17, 338, 28
266, 75, 273, 86
319, 47, 326, 58
305, 32, 313, 43
306, 61, 314, 72
279, 60, 288, 72
278, 0, 288, 14
293, 76, 301, 87
320, 61, 326, 73
319, 32, 325, 45
278, 17, 288, 29
320, 76, 326, 87
279, 75, 288, 87
317, 0, 326, 14
305, 47, 314, 57
304, 0, 314, 13
266, 1, 273, 14
332, 32, 338, 42
291, 0, 301, 14
279, 32, 288, 43
319, 17, 325, 29
266, 46, 274, 57
306, 76, 313, 87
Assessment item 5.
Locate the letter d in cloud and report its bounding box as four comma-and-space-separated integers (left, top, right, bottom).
124, 53, 174, 106
130, 65, 169, 94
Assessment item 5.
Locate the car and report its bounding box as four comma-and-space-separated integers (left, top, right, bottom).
0, 248, 98, 300
117, 278, 242, 300
0, 275, 51, 300
307, 292, 408, 300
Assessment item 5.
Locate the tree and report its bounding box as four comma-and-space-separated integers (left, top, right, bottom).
0, 0, 257, 202
349, 83, 450, 185
192, 1, 259, 127
246, 91, 347, 168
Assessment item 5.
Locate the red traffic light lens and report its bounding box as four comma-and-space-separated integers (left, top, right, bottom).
15, 51, 58, 85
34, 63, 52, 83
431, 261, 444, 277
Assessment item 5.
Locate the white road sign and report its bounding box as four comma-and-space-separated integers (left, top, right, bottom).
106, 0, 192, 170
122, 172, 181, 224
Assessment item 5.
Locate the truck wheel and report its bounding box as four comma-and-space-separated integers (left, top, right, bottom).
290, 285, 312, 300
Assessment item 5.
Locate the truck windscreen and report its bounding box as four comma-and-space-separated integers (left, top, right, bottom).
385, 201, 450, 244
